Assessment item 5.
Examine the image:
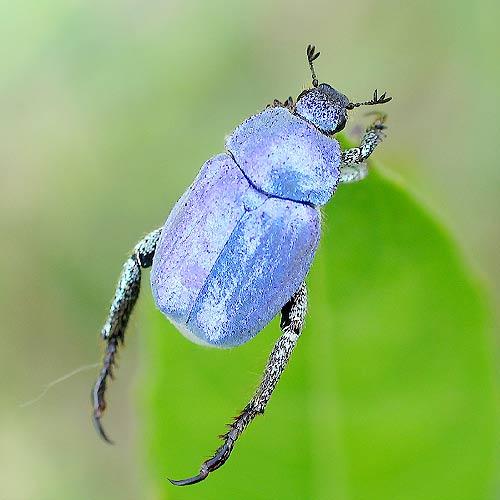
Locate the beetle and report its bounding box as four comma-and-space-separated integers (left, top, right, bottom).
92, 44, 391, 485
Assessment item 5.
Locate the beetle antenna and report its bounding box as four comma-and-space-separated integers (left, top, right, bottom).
347, 88, 392, 110
306, 44, 320, 87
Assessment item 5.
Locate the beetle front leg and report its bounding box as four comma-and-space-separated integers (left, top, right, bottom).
92, 227, 162, 443
267, 96, 295, 111
170, 282, 308, 486
339, 113, 387, 183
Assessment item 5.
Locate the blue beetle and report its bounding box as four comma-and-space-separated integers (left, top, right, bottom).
92, 45, 391, 485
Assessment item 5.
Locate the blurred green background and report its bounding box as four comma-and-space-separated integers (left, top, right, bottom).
1, 1, 499, 499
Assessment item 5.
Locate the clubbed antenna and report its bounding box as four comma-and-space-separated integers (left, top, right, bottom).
347, 89, 392, 110
306, 44, 320, 87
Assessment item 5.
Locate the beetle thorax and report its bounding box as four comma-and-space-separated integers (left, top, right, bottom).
225, 107, 341, 206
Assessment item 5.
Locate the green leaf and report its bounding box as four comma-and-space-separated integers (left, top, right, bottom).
139, 168, 497, 500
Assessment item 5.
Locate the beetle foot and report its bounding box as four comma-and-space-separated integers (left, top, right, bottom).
267, 96, 294, 111
91, 336, 120, 444
364, 110, 387, 129
169, 438, 236, 486
283, 96, 294, 111
92, 406, 114, 444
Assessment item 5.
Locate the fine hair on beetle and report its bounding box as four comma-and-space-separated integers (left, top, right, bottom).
92, 43, 392, 486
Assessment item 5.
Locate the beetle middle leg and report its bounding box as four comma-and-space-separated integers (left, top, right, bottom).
91, 227, 162, 443
170, 282, 308, 486
339, 112, 387, 183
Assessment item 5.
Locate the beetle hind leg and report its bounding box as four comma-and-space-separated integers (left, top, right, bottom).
92, 227, 162, 443
169, 282, 308, 486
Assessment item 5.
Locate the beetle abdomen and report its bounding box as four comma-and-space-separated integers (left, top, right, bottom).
226, 107, 341, 206
150, 152, 320, 348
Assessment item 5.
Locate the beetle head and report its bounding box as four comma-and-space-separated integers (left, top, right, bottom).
296, 45, 392, 135
296, 83, 350, 135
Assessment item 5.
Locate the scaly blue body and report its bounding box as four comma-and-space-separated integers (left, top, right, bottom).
151, 106, 339, 347
227, 107, 341, 205
92, 44, 392, 486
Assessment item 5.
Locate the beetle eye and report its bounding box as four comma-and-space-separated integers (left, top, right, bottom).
331, 114, 347, 134
296, 89, 311, 101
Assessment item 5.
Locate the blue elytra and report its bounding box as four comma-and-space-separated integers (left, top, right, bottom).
150, 105, 341, 347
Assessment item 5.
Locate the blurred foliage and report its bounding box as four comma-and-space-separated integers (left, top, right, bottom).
142, 169, 497, 500
1, 1, 499, 499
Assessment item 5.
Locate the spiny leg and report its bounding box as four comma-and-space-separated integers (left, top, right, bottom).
340, 112, 388, 184
92, 227, 162, 443
170, 282, 308, 486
